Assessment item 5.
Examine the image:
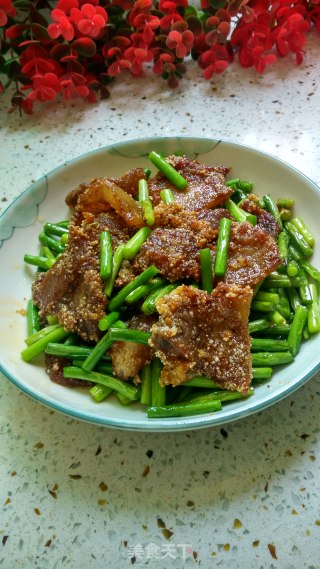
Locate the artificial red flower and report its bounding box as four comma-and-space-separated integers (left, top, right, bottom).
59, 71, 90, 99
48, 9, 75, 41
0, 0, 16, 26
273, 12, 310, 63
198, 45, 230, 79
70, 3, 108, 37
56, 0, 79, 12
166, 29, 194, 58
159, 0, 188, 12
107, 59, 131, 76
153, 51, 175, 73
160, 12, 183, 30
124, 46, 153, 75
26, 72, 61, 102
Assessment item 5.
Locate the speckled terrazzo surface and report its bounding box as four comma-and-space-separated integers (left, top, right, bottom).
1, 35, 320, 569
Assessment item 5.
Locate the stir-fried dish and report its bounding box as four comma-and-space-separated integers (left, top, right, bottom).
22, 152, 320, 418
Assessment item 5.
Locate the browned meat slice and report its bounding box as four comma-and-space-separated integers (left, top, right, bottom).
113, 168, 145, 197
110, 316, 155, 382
222, 222, 281, 287
240, 198, 281, 239
148, 155, 233, 211
32, 211, 130, 342
153, 202, 215, 246
197, 208, 232, 234
149, 283, 252, 393
133, 228, 201, 282
45, 354, 93, 387
115, 259, 136, 288
65, 183, 88, 209
65, 168, 145, 207
67, 178, 144, 229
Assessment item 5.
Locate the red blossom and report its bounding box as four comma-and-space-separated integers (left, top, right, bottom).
159, 0, 188, 12
0, 0, 16, 27
56, 0, 79, 12
160, 12, 183, 30
48, 9, 75, 41
153, 51, 175, 73
198, 45, 230, 79
59, 71, 93, 99
1, 0, 320, 114
70, 3, 108, 37
26, 72, 61, 102
124, 45, 153, 75
272, 12, 310, 63
166, 29, 194, 58
107, 59, 131, 76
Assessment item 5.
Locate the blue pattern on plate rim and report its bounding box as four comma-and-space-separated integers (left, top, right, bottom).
0, 175, 48, 248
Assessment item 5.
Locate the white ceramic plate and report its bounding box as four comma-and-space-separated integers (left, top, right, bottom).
1, 137, 320, 431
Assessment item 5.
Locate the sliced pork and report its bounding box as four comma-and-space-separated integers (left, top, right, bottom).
110, 316, 155, 382
149, 283, 253, 393
148, 155, 233, 211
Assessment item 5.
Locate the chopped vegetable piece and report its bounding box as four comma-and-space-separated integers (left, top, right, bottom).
140, 363, 152, 405
285, 221, 313, 258
39, 232, 65, 253
21, 325, 69, 362
278, 231, 289, 262
108, 328, 151, 345
99, 230, 113, 280
125, 278, 166, 305
160, 189, 175, 204
81, 320, 126, 371
24, 254, 55, 270
225, 198, 257, 225
251, 352, 294, 366
26, 299, 41, 337
108, 265, 159, 312
138, 179, 155, 226
248, 318, 269, 334
307, 283, 320, 334
151, 357, 166, 406
147, 399, 222, 418
288, 305, 308, 356
251, 338, 289, 352
44, 222, 69, 237
122, 227, 152, 261
287, 260, 298, 277
277, 198, 295, 209
251, 300, 276, 312
98, 311, 120, 332
200, 248, 213, 293
104, 243, 124, 297
184, 376, 219, 389
63, 367, 140, 400
141, 283, 179, 315
255, 291, 280, 305
25, 323, 64, 346
185, 387, 253, 404
46, 342, 111, 361
263, 194, 282, 229
214, 217, 231, 277
252, 367, 273, 380
90, 384, 113, 402
291, 216, 315, 247
149, 151, 188, 190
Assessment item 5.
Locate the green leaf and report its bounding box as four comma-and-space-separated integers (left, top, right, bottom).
72, 38, 97, 57
31, 23, 50, 41
209, 0, 228, 8
13, 0, 34, 8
